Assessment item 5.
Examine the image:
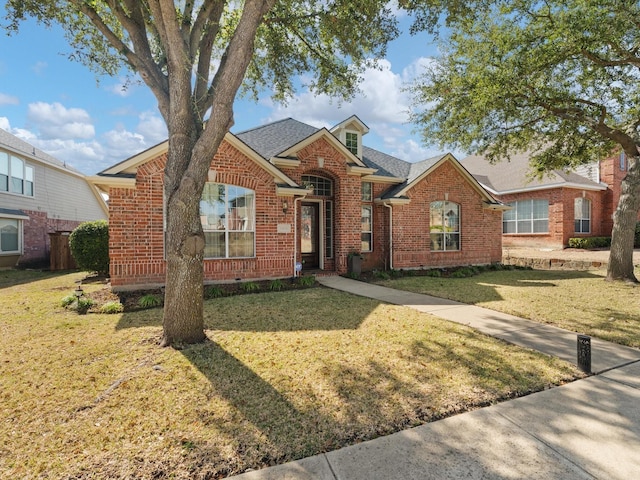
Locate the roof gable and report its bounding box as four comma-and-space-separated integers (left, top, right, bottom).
381, 153, 502, 206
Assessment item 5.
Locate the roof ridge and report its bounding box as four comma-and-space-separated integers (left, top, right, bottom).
234, 117, 302, 136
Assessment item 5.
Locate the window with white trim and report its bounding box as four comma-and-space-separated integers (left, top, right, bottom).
430, 201, 460, 251
503, 200, 549, 234
361, 205, 373, 252
574, 198, 591, 233
200, 183, 255, 258
345, 132, 358, 156
0, 218, 21, 254
0, 152, 34, 197
620, 152, 626, 171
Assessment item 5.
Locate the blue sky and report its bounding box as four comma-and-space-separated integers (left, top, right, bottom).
0, 5, 443, 175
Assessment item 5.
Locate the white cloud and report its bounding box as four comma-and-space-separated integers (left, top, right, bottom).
31, 61, 48, 75
27, 102, 95, 140
135, 111, 168, 145
0, 117, 10, 130
258, 57, 443, 162
0, 93, 19, 106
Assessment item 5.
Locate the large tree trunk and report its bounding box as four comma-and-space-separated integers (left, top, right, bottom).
606, 154, 640, 283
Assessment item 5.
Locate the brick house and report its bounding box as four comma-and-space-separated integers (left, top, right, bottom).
90, 116, 506, 290
0, 128, 108, 268
463, 150, 640, 249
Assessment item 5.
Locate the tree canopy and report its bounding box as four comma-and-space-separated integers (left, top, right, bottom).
410, 0, 640, 282
4, 0, 402, 345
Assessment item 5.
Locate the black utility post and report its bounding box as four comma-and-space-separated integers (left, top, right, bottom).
577, 334, 592, 374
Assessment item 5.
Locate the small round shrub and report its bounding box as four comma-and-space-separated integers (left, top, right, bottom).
138, 294, 162, 309
69, 220, 109, 274
60, 294, 77, 308
99, 301, 124, 314
76, 297, 95, 315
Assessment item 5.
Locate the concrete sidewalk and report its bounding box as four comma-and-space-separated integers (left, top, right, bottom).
229, 277, 640, 480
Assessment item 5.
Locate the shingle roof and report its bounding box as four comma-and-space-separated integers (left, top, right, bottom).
0, 127, 83, 175
234, 118, 413, 182
462, 151, 604, 192
362, 146, 410, 179
234, 118, 320, 160
381, 155, 448, 198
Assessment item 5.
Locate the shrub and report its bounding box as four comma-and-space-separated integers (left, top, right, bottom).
138, 294, 162, 309
60, 294, 77, 308
568, 237, 611, 249
297, 275, 316, 286
76, 297, 94, 315
375, 270, 391, 280
424, 269, 442, 277
204, 286, 224, 299
269, 279, 285, 291
241, 281, 260, 293
451, 267, 475, 278
69, 220, 109, 274
99, 301, 124, 314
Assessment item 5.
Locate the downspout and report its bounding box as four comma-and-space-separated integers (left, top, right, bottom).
383, 202, 393, 270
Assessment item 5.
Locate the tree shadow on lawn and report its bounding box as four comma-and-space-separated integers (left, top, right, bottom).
115, 288, 375, 332
0, 268, 75, 290
389, 269, 604, 305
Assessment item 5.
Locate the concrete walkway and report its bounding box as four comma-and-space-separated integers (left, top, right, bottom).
230, 277, 640, 480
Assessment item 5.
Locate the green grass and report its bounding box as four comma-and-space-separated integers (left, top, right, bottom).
376, 267, 640, 347
0, 270, 581, 479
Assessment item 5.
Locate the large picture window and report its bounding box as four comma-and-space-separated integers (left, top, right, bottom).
0, 219, 20, 254
0, 152, 34, 197
430, 201, 460, 251
503, 200, 549, 234
574, 198, 591, 233
200, 183, 255, 258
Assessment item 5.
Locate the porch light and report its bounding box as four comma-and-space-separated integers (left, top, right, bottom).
282, 200, 289, 214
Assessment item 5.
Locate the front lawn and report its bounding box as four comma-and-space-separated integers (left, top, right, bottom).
0, 270, 580, 479
375, 267, 640, 347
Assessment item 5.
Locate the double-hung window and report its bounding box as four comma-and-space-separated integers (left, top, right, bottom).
503, 200, 549, 234
574, 198, 591, 233
0, 152, 34, 197
200, 183, 255, 258
430, 201, 460, 251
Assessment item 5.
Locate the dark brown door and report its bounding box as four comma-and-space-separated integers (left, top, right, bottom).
301, 202, 320, 269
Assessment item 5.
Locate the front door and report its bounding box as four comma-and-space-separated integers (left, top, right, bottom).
301, 202, 320, 269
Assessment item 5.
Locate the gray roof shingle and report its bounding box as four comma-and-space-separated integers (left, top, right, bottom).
462, 151, 604, 192
234, 118, 320, 159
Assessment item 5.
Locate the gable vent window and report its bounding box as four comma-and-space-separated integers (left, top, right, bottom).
345, 132, 358, 156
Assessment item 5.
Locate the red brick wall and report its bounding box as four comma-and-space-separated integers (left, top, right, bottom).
108, 144, 298, 289
278, 137, 361, 274
390, 161, 503, 269
497, 187, 607, 249
18, 209, 81, 266
108, 140, 505, 288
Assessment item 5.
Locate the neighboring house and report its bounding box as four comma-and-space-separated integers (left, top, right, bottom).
0, 128, 108, 268
90, 116, 506, 290
463, 150, 639, 249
